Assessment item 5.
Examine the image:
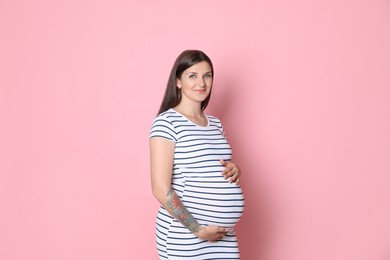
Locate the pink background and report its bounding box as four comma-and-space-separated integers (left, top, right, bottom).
1, 0, 390, 259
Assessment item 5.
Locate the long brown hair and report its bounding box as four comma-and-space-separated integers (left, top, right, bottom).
157, 50, 214, 115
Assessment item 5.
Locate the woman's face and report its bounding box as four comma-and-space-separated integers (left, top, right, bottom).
176, 61, 213, 105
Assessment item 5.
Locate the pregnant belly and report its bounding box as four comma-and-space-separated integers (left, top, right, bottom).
182, 177, 245, 228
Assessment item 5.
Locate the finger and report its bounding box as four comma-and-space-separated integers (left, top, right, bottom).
219, 231, 227, 238
221, 160, 236, 172
227, 167, 238, 180
222, 169, 233, 179
230, 171, 242, 184
223, 171, 233, 180
229, 173, 238, 183
221, 168, 229, 175
230, 175, 240, 185
222, 165, 235, 175
217, 227, 228, 233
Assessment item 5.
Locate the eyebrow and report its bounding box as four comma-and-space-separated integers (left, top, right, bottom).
185, 71, 212, 75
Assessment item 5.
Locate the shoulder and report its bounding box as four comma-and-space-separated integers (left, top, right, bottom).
149, 109, 178, 141
206, 114, 223, 126
152, 109, 176, 124
205, 114, 226, 137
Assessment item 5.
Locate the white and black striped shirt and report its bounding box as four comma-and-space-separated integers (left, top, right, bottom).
150, 108, 245, 260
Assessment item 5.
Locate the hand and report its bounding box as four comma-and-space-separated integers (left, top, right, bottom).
220, 159, 241, 185
195, 225, 228, 242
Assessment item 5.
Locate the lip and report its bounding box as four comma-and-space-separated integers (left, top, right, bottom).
195, 89, 207, 93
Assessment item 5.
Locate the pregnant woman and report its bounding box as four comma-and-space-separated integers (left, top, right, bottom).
149, 50, 245, 259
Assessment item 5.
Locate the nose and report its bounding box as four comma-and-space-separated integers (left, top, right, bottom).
198, 78, 205, 87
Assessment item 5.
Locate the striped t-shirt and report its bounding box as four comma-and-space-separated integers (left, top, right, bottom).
150, 108, 245, 260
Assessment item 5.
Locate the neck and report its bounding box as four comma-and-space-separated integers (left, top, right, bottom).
174, 104, 203, 118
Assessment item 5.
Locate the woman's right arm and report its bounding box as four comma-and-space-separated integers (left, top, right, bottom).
150, 137, 228, 241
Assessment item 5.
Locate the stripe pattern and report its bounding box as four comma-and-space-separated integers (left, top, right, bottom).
150, 109, 245, 259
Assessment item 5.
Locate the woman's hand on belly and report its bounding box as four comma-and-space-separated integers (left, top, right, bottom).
195, 225, 229, 242
220, 159, 241, 185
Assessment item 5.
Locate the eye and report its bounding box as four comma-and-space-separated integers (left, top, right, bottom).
204, 74, 212, 79
189, 74, 196, 79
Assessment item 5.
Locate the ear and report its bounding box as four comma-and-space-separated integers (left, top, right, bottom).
176, 78, 182, 89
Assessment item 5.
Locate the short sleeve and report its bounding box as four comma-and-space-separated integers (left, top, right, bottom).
149, 115, 177, 142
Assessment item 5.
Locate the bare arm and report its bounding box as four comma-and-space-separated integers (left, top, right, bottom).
166, 188, 201, 233
150, 137, 227, 240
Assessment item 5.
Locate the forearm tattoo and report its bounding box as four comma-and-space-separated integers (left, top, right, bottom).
166, 188, 201, 234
